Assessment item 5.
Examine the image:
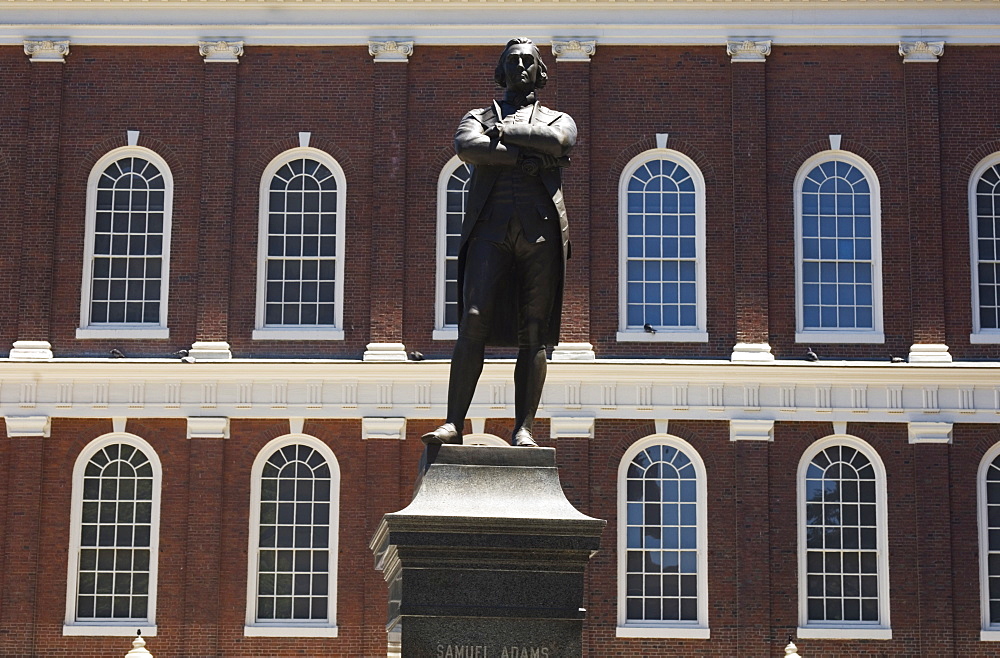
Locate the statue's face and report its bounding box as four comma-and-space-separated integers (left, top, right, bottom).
502, 43, 539, 93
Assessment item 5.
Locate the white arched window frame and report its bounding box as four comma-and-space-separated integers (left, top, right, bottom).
616, 434, 709, 639
64, 433, 162, 637
794, 151, 884, 344
978, 442, 1000, 640
796, 435, 891, 640
969, 154, 1000, 344
434, 155, 472, 340
77, 147, 173, 339
617, 149, 708, 342
245, 434, 341, 637
253, 148, 347, 341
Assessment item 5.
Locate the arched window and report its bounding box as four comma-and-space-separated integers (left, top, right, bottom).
797, 436, 891, 639
245, 435, 340, 637
970, 156, 1000, 343
618, 150, 707, 342
254, 148, 347, 340
64, 434, 162, 636
979, 443, 1000, 639
78, 148, 172, 339
617, 435, 709, 638
795, 152, 883, 343
434, 156, 472, 340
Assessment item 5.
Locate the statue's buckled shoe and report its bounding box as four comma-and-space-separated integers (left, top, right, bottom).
421, 423, 463, 446
511, 428, 538, 447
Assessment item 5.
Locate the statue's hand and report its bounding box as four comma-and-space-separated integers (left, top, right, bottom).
519, 152, 560, 175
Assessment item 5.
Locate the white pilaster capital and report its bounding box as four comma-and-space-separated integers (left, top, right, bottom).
126, 631, 153, 657
188, 341, 233, 360
362, 417, 406, 440
730, 419, 774, 442
9, 340, 53, 361
24, 39, 69, 62
907, 343, 951, 363
368, 40, 414, 62
551, 342, 596, 361
5, 415, 51, 438
907, 421, 952, 444
730, 343, 775, 363
363, 342, 408, 362
726, 39, 771, 62
551, 39, 596, 62
186, 416, 229, 439
199, 40, 244, 63
550, 416, 595, 439
899, 41, 944, 63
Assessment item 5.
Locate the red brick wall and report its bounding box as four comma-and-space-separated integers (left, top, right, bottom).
1, 44, 998, 359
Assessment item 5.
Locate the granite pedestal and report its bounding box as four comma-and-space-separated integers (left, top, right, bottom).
370, 445, 606, 658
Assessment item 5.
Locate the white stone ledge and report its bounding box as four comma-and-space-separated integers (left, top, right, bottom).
617, 330, 708, 343
797, 626, 891, 640
243, 624, 338, 637
795, 331, 884, 344
63, 624, 156, 637
76, 327, 169, 340
616, 625, 710, 639
252, 328, 344, 341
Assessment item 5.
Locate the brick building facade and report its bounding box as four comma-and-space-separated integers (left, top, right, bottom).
1, 4, 1000, 656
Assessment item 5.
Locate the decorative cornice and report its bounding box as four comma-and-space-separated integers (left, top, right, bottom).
726, 39, 771, 62
368, 40, 413, 62
899, 40, 944, 62
198, 40, 244, 62
24, 39, 69, 62
551, 39, 596, 62
4, 415, 51, 438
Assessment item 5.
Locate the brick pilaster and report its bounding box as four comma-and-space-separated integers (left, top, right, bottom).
731, 420, 772, 657
182, 436, 225, 655
18, 61, 63, 344
908, 426, 955, 654
368, 56, 409, 349
1, 436, 44, 655
730, 51, 770, 353
363, 423, 402, 657
554, 56, 592, 347
196, 61, 238, 344
903, 58, 947, 350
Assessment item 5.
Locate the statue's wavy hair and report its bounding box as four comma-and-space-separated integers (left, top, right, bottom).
494, 38, 548, 90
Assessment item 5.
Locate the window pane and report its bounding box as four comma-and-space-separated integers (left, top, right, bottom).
256, 444, 333, 622
623, 158, 700, 329
624, 443, 701, 623
76, 444, 155, 621
976, 165, 1000, 333
799, 160, 875, 330
264, 158, 340, 327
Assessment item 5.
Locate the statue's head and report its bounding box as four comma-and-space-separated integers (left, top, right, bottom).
494, 38, 548, 92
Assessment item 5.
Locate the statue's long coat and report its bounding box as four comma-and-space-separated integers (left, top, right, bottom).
453, 100, 577, 347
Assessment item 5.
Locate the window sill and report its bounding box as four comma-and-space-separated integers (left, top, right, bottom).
981, 629, 1000, 641
432, 328, 458, 341
617, 330, 708, 343
970, 332, 1000, 344
795, 331, 884, 344
63, 624, 157, 637
252, 328, 345, 341
76, 327, 169, 340
797, 626, 891, 640
244, 624, 338, 637
616, 625, 710, 639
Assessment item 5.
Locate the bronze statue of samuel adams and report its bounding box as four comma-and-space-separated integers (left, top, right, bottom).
423, 38, 577, 447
